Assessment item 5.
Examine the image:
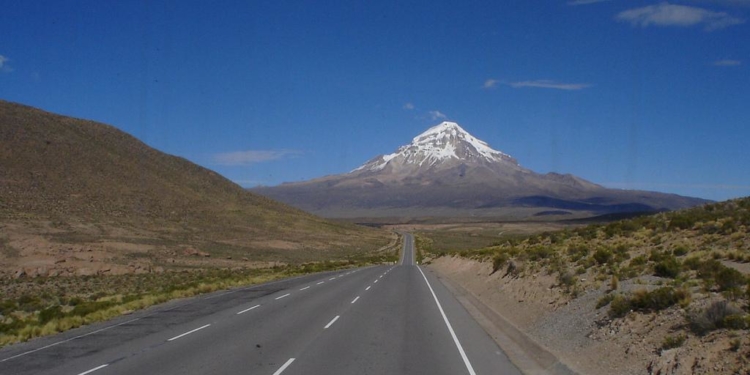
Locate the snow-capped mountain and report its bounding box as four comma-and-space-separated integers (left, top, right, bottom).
353, 122, 518, 173
252, 122, 709, 221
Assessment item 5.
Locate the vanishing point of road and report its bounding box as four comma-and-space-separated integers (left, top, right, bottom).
0, 234, 521, 375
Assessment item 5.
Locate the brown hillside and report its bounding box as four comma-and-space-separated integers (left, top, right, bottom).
0, 100, 391, 276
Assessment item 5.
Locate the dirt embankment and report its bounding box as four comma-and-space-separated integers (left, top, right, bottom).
429, 256, 750, 375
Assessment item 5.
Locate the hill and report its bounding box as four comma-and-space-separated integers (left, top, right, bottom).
0, 100, 392, 277
421, 197, 750, 374
253, 122, 709, 222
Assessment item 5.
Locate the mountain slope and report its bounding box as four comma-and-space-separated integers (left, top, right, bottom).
0, 100, 391, 272
253, 122, 709, 221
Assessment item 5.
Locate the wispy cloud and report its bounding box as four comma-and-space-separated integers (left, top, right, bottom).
483, 79, 499, 89
403, 102, 415, 110
508, 80, 592, 90
713, 59, 742, 66
568, 0, 613, 6
212, 149, 302, 166
428, 110, 448, 120
616, 3, 744, 31
0, 55, 12, 73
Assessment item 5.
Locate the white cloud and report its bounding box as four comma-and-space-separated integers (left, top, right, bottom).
713, 59, 742, 66
0, 55, 11, 73
428, 110, 447, 120
616, 3, 744, 31
212, 149, 302, 166
483, 79, 499, 89
403, 102, 415, 110
568, 0, 613, 5
508, 80, 592, 90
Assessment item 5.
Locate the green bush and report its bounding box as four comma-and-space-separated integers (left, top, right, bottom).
661, 334, 686, 350
715, 267, 747, 292
654, 256, 681, 279
593, 248, 613, 265
38, 306, 64, 324
597, 293, 616, 309
491, 253, 509, 275
609, 287, 688, 318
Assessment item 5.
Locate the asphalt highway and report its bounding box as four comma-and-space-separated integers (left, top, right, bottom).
0, 234, 521, 375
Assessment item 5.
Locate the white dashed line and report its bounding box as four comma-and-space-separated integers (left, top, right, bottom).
275, 293, 291, 300
351, 296, 360, 304
299, 286, 310, 291
329, 277, 336, 281
374, 279, 378, 283
317, 281, 325, 285
77, 364, 108, 375
273, 358, 295, 375
366, 286, 371, 291
324, 315, 340, 329
236, 304, 260, 315
167, 324, 211, 342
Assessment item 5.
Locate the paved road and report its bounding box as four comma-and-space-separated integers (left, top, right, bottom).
0, 234, 520, 375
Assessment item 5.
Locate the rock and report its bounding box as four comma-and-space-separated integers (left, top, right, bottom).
54, 258, 66, 264
13, 269, 26, 279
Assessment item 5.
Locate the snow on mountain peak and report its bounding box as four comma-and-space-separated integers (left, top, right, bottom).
353, 121, 516, 173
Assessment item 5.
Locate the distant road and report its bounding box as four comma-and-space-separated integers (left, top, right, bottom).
0, 234, 520, 375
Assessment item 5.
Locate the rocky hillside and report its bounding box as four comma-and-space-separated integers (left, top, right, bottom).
422, 197, 750, 374
0, 100, 391, 276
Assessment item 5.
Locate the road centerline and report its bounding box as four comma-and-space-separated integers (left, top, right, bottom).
272, 358, 295, 375
167, 324, 211, 342
275, 293, 291, 300
351, 296, 360, 304
236, 304, 261, 315
324, 315, 340, 329
77, 364, 109, 375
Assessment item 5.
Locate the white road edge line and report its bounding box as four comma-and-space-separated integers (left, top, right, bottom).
299, 286, 310, 291
275, 293, 291, 300
417, 266, 477, 375
324, 315, 340, 329
351, 296, 360, 304
273, 358, 295, 375
167, 324, 211, 342
0, 317, 141, 363
236, 304, 261, 315
78, 364, 108, 375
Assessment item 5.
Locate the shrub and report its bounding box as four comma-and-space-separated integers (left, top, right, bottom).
491, 253, 509, 275
610, 287, 688, 318
593, 248, 613, 265
654, 257, 682, 279
661, 334, 686, 350
38, 306, 64, 324
672, 245, 689, 257
597, 293, 616, 309
715, 267, 747, 292
689, 300, 744, 335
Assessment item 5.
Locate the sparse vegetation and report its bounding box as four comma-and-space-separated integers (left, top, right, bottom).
661, 334, 686, 351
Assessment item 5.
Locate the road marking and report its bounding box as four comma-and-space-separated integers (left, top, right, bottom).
273, 358, 295, 375
374, 279, 378, 283
417, 267, 476, 375
275, 293, 291, 300
366, 286, 371, 291
236, 304, 261, 315
0, 318, 141, 363
299, 286, 310, 291
324, 315, 340, 329
317, 281, 325, 285
329, 277, 336, 281
167, 324, 211, 342
78, 364, 109, 375
351, 296, 360, 304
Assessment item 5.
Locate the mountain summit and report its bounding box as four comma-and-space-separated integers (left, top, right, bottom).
353, 121, 518, 174
253, 122, 708, 221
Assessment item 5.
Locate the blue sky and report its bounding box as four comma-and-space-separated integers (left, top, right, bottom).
1, 0, 748, 201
